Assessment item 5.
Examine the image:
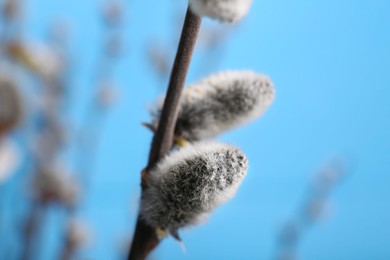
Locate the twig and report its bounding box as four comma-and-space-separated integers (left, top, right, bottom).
60, 217, 77, 260
275, 160, 346, 260
146, 7, 201, 170
128, 6, 201, 260
22, 201, 44, 260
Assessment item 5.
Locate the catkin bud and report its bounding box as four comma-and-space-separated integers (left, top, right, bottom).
33, 165, 79, 207
141, 142, 248, 233
153, 70, 274, 141
189, 0, 253, 23
0, 74, 23, 136
66, 218, 90, 249
6, 41, 64, 80
0, 138, 20, 183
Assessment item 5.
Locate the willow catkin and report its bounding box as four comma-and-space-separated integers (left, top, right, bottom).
141, 142, 248, 234
66, 218, 89, 249
33, 165, 79, 207
189, 0, 253, 23
153, 70, 275, 141
0, 75, 23, 135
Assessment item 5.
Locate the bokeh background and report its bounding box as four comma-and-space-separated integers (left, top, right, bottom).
0, 0, 389, 259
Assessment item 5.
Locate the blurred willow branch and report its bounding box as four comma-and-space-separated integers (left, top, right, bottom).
0, 0, 125, 259
128, 6, 201, 260
275, 159, 347, 260
61, 1, 125, 259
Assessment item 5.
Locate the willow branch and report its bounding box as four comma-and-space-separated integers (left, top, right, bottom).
146, 7, 201, 170
128, 7, 201, 260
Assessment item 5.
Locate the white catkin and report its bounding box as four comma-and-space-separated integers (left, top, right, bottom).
141, 142, 248, 233
153, 70, 275, 141
189, 0, 253, 23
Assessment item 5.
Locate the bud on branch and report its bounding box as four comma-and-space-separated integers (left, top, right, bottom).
141, 142, 248, 235
189, 0, 253, 23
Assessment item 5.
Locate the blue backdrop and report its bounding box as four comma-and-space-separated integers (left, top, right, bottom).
11, 0, 390, 259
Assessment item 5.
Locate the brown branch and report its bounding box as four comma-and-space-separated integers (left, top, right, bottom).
128, 6, 201, 260
146, 7, 201, 170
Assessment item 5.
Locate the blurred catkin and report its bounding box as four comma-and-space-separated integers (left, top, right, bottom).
0, 74, 23, 136
32, 165, 79, 207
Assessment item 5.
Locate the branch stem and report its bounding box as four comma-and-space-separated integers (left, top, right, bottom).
128, 6, 201, 260
147, 7, 201, 170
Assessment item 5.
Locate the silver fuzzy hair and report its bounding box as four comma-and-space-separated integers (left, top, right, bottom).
141, 142, 248, 233
189, 0, 253, 23
153, 70, 275, 141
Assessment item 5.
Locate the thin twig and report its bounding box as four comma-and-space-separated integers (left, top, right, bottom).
22, 201, 44, 260
146, 7, 201, 170
128, 6, 201, 260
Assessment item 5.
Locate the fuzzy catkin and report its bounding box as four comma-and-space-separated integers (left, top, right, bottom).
66, 218, 89, 248
0, 75, 23, 135
141, 142, 248, 233
153, 70, 275, 141
33, 165, 79, 206
189, 0, 253, 23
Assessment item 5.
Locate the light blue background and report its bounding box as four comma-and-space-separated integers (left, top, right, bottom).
6, 0, 390, 259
